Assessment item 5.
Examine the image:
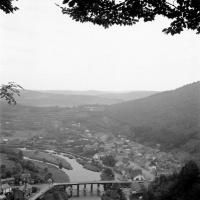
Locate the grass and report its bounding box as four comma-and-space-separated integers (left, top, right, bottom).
30, 160, 70, 183
22, 150, 72, 170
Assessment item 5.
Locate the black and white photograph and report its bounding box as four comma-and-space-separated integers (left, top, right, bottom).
0, 0, 200, 200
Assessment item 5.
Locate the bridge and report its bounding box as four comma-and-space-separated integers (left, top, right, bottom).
29, 180, 150, 200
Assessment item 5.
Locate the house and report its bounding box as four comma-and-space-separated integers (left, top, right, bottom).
133, 174, 145, 181
93, 152, 105, 160
0, 184, 12, 194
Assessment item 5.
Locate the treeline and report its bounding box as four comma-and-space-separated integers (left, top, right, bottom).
143, 160, 200, 200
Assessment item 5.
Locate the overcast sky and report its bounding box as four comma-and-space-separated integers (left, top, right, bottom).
0, 0, 199, 92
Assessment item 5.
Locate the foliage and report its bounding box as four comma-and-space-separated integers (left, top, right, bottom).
0, 82, 23, 105
44, 172, 53, 181
1, 0, 200, 34
101, 167, 115, 180
60, 0, 200, 34
101, 184, 126, 200
145, 160, 200, 200
0, 0, 18, 13
102, 155, 117, 167
59, 162, 63, 169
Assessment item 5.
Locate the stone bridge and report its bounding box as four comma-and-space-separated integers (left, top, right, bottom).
29, 180, 150, 200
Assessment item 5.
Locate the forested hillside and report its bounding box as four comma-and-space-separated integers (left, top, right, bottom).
106, 82, 200, 159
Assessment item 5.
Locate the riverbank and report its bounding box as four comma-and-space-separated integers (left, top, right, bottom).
27, 159, 70, 183
76, 158, 102, 172
22, 149, 101, 182
22, 149, 72, 170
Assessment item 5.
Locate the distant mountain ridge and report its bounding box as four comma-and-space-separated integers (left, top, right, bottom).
14, 90, 122, 107
38, 90, 158, 101
106, 81, 200, 160
11, 90, 157, 107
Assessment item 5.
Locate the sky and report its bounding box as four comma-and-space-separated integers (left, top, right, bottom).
0, 0, 200, 92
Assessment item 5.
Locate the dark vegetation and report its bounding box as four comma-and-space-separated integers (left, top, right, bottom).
1, 0, 200, 35
101, 184, 126, 200
102, 155, 117, 167
144, 160, 200, 200
60, 0, 200, 35
0, 0, 18, 13
101, 168, 115, 181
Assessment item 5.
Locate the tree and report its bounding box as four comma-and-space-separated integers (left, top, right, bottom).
102, 155, 116, 167
0, 164, 6, 174
44, 167, 48, 173
60, 0, 200, 35
145, 160, 200, 200
0, 0, 18, 13
59, 162, 63, 169
101, 168, 115, 180
1, 0, 200, 35
0, 82, 23, 105
17, 150, 24, 160
44, 172, 53, 181
102, 184, 126, 200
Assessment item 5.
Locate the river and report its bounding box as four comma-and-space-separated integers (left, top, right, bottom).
49, 151, 102, 200
23, 149, 102, 200
57, 153, 101, 182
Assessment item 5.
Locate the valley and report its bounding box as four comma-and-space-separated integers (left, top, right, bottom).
0, 82, 200, 200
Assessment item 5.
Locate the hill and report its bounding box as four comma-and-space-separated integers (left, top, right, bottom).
106, 82, 200, 158
99, 91, 158, 101
13, 90, 122, 107
39, 90, 158, 101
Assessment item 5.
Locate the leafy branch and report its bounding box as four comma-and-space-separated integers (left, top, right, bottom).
0, 82, 24, 105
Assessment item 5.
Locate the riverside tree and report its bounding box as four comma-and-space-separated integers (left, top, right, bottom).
1, 0, 200, 35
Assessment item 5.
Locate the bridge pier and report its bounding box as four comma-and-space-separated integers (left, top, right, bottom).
97, 183, 100, 196
76, 184, 79, 197
83, 184, 87, 196
90, 183, 93, 193
70, 185, 73, 197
